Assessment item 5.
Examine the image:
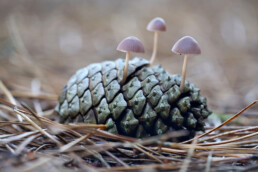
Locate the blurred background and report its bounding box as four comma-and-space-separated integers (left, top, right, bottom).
0, 0, 257, 113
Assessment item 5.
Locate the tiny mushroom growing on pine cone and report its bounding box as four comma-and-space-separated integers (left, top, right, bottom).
172, 36, 201, 92
147, 17, 166, 65
117, 36, 145, 83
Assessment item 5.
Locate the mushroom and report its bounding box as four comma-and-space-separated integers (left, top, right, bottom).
117, 36, 145, 83
172, 36, 201, 92
147, 17, 166, 65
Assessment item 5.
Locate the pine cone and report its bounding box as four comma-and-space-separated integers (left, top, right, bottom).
56, 57, 212, 138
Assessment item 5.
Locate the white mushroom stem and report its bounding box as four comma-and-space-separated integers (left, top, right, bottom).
150, 32, 158, 65
123, 52, 130, 83
180, 55, 188, 92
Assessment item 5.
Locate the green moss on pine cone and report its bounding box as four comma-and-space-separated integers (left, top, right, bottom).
56, 57, 212, 138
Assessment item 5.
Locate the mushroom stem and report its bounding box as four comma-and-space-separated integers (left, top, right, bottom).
150, 32, 158, 65
123, 52, 130, 83
180, 55, 188, 92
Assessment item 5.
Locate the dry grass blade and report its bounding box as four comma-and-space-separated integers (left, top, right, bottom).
59, 134, 91, 152
157, 147, 187, 154
15, 134, 40, 155
0, 97, 30, 113
0, 80, 23, 121
137, 144, 162, 156
5, 144, 15, 154
205, 150, 213, 172
105, 150, 129, 167
163, 142, 257, 153
91, 129, 137, 142
0, 130, 40, 144
69, 143, 121, 155
0, 81, 16, 105
198, 126, 258, 143
221, 140, 258, 146
98, 163, 180, 172
179, 136, 198, 172
132, 144, 163, 163
21, 102, 44, 126
14, 109, 62, 146
5, 90, 58, 100
198, 131, 258, 146
67, 123, 107, 130
0, 121, 30, 127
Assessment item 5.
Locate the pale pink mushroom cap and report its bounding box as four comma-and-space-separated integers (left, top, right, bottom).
117, 36, 145, 53
147, 17, 166, 32
172, 36, 201, 55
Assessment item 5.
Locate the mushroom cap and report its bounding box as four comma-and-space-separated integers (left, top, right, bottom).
147, 17, 166, 32
172, 36, 201, 55
117, 36, 145, 53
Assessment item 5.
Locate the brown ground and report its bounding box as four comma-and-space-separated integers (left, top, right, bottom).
0, 1, 257, 171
